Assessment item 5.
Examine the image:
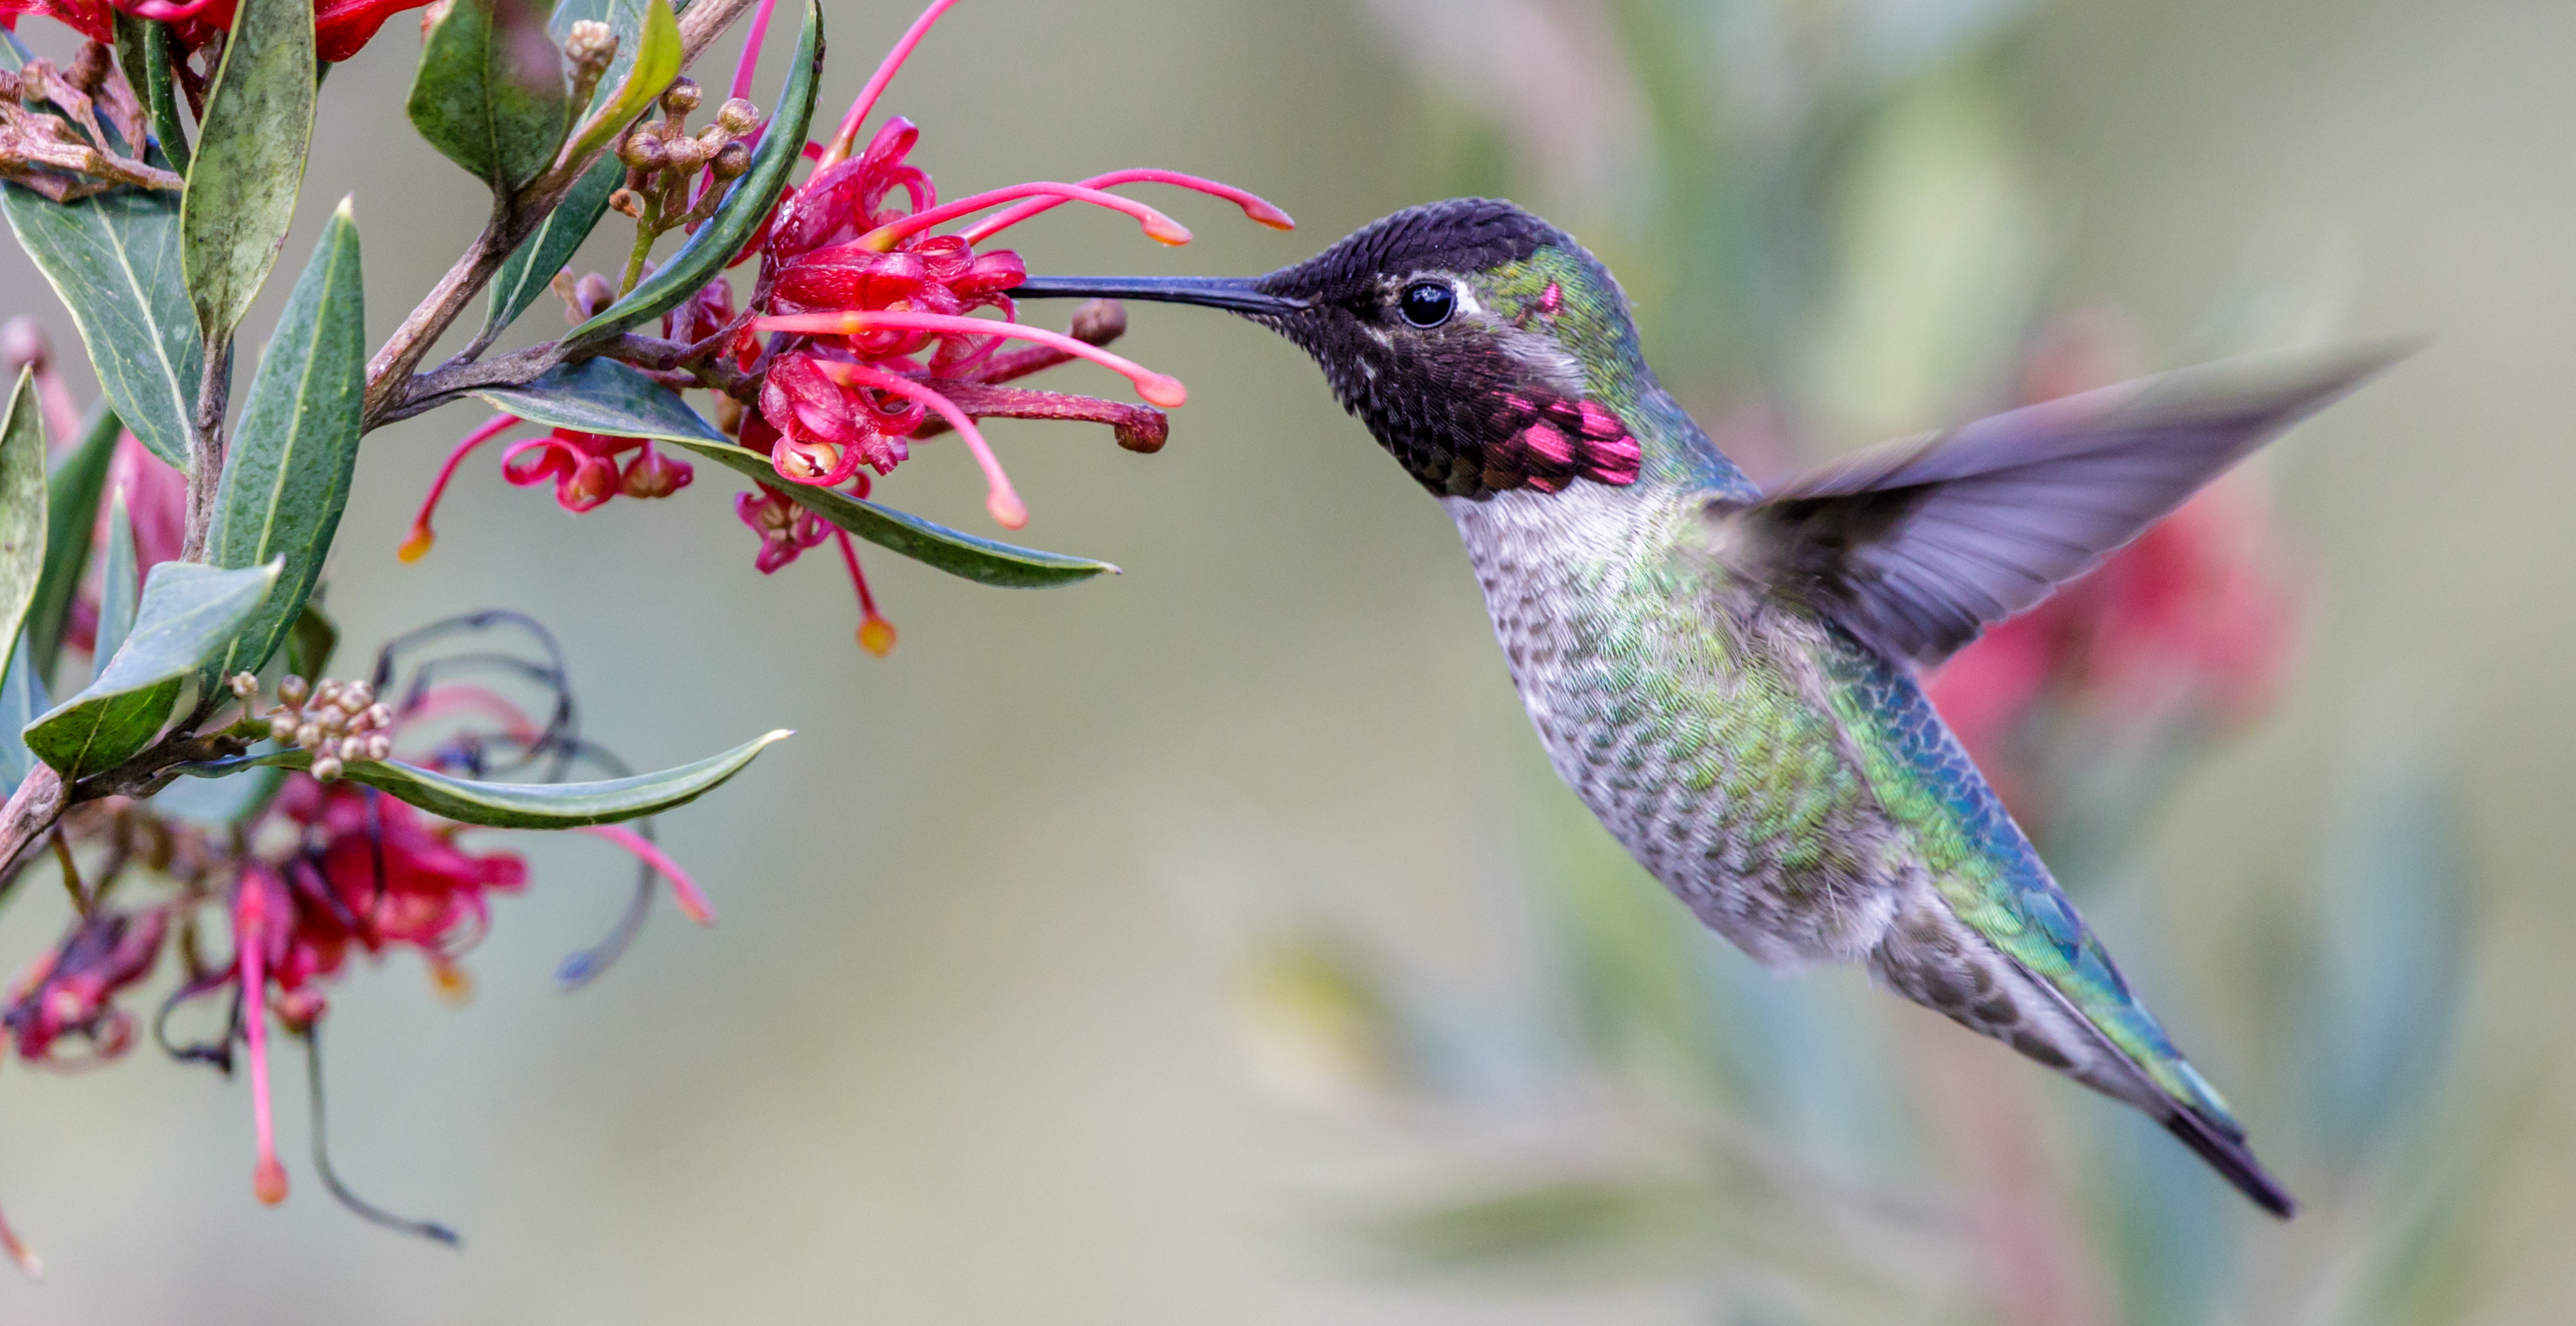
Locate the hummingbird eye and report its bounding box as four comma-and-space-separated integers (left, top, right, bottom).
1397, 281, 1456, 328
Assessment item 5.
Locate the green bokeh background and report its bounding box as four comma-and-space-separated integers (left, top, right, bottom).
0, 0, 2570, 1319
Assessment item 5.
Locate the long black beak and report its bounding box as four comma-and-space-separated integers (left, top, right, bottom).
1010, 274, 1307, 316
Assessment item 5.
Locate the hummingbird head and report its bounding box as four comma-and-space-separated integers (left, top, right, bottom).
1014, 199, 1649, 499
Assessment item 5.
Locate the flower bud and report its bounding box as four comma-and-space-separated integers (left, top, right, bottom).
229, 672, 259, 700
563, 19, 616, 71
344, 680, 373, 708
69, 41, 111, 93
713, 393, 745, 436
362, 703, 394, 730
570, 271, 618, 318
618, 131, 667, 172
310, 755, 343, 782
338, 736, 367, 763
609, 188, 645, 218
269, 715, 297, 743
659, 77, 701, 115
364, 735, 394, 762
711, 142, 751, 180
716, 98, 759, 135
293, 723, 322, 749
278, 675, 308, 708
661, 136, 711, 173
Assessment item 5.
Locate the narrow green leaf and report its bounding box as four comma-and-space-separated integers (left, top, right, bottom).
561, 0, 679, 170
408, 0, 572, 190
0, 634, 47, 795
228, 727, 790, 828
202, 200, 364, 683
485, 153, 621, 338
670, 440, 1122, 589
112, 14, 190, 173
1, 171, 202, 469
27, 405, 121, 682
471, 356, 726, 443
0, 371, 46, 683
93, 491, 137, 681
285, 601, 338, 681
565, 0, 819, 345
179, 0, 316, 340
26, 559, 280, 781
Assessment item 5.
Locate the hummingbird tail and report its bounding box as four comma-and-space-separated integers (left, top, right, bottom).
2163, 1105, 2298, 1219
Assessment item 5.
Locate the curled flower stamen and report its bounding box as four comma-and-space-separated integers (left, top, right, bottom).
756, 311, 1188, 407
833, 531, 897, 657
816, 360, 1026, 528
855, 182, 1192, 252
572, 825, 714, 927
959, 170, 1294, 245
234, 875, 288, 1206
817, 0, 962, 172
402, 415, 521, 563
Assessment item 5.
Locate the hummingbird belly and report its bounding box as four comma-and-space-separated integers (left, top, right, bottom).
1447, 485, 1918, 969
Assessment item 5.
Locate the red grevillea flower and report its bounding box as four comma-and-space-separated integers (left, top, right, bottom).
399, 413, 696, 560
3, 907, 166, 1063
0, 0, 432, 62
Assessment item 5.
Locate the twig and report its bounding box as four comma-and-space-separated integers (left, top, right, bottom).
0, 767, 68, 901
180, 337, 231, 561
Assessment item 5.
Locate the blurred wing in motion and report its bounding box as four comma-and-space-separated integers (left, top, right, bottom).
1720, 346, 2406, 667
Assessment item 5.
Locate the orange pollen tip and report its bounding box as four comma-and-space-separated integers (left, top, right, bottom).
429, 959, 475, 1006
986, 489, 1029, 529
1138, 375, 1188, 408
858, 615, 898, 658
254, 1158, 289, 1205
398, 525, 435, 563
1249, 202, 1296, 230
1144, 217, 1193, 246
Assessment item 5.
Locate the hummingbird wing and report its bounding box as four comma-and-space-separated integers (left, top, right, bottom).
1729, 345, 2405, 668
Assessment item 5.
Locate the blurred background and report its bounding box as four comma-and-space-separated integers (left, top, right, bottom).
0, 0, 2569, 1320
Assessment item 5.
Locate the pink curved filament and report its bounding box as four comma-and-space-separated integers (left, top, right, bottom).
401, 415, 522, 562
754, 311, 1187, 407
235, 880, 287, 1206
398, 683, 546, 750
959, 170, 1294, 246
833, 530, 897, 656
856, 182, 1191, 252
815, 0, 961, 172
574, 825, 715, 926
728, 0, 781, 102
817, 360, 1026, 527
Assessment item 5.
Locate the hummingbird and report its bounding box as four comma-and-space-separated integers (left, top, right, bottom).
1015, 198, 2397, 1217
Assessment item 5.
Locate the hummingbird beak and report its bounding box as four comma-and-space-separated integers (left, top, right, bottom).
1009, 275, 1307, 316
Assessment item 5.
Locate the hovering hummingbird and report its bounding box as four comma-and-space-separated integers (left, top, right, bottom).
1016, 199, 2397, 1217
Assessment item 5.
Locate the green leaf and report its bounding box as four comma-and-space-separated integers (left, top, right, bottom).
470, 356, 726, 442
561, 0, 679, 170
408, 0, 572, 191
111, 14, 190, 174
229, 727, 790, 828
27, 405, 121, 682
284, 601, 338, 680
485, 153, 622, 339
26, 559, 279, 781
201, 199, 364, 684
669, 440, 1122, 589
565, 0, 820, 345
1, 175, 202, 470
179, 0, 316, 341
93, 490, 137, 681
0, 371, 47, 682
